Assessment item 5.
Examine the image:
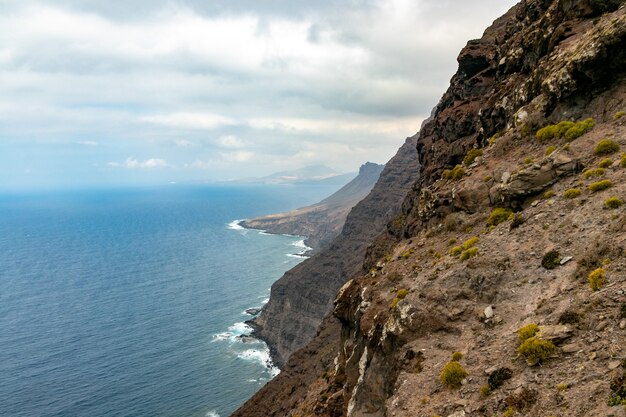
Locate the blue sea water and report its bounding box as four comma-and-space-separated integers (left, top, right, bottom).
0, 184, 340, 417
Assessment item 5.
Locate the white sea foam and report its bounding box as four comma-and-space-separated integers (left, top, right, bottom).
291, 239, 312, 255
261, 298, 270, 304
228, 322, 252, 336
237, 346, 280, 376
287, 253, 308, 259
205, 411, 220, 417
227, 219, 245, 230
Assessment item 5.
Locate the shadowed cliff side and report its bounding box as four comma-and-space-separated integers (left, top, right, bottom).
241, 162, 385, 252
249, 136, 419, 368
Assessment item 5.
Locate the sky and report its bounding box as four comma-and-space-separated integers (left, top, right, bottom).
0, 0, 518, 190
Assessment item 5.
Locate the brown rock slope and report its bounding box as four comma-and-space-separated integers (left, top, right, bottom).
233, 0, 626, 416
241, 162, 385, 252
248, 137, 419, 369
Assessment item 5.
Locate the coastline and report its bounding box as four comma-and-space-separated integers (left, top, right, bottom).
227, 219, 312, 372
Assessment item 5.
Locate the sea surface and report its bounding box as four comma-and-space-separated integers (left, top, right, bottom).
0, 184, 340, 417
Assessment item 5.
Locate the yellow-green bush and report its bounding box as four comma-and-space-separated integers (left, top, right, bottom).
614, 111, 625, 120
440, 361, 468, 389
598, 158, 613, 168
588, 179, 612, 192
480, 384, 491, 397
543, 190, 555, 199
396, 289, 409, 299
451, 352, 464, 361
545, 146, 556, 156
605, 197, 624, 209
462, 237, 479, 250
588, 267, 606, 291
449, 246, 463, 256
487, 208, 513, 226
583, 168, 605, 179
523, 157, 533, 165
621, 153, 626, 168
460, 247, 478, 261
442, 165, 465, 181
463, 148, 483, 166
518, 323, 539, 342
563, 188, 582, 199
483, 175, 492, 182
594, 139, 620, 155
535, 119, 594, 142
518, 337, 557, 365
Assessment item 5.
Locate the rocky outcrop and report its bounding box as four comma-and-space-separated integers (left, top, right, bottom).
241, 162, 384, 252
249, 137, 419, 368
232, 1, 626, 416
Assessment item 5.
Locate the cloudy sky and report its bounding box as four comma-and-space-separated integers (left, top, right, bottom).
0, 0, 517, 190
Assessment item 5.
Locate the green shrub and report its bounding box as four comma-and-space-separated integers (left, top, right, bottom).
536, 124, 559, 141
583, 168, 605, 179
449, 246, 463, 256
487, 208, 513, 226
588, 179, 612, 192
396, 289, 409, 299
462, 237, 479, 250
518, 323, 539, 342
557, 382, 569, 392
523, 157, 533, 165
463, 148, 483, 166
588, 267, 606, 291
594, 139, 620, 155
621, 153, 626, 168
564, 118, 595, 141
390, 297, 400, 309
440, 361, 468, 389
518, 337, 557, 365
598, 158, 613, 168
605, 197, 624, 209
483, 175, 492, 182
545, 146, 556, 156
480, 384, 491, 397
543, 190, 555, 199
614, 111, 625, 120
460, 247, 478, 261
448, 238, 457, 245
563, 188, 582, 199
451, 352, 464, 361
442, 165, 465, 180
542, 250, 561, 269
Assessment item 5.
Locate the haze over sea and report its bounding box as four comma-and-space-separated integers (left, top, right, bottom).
0, 184, 340, 417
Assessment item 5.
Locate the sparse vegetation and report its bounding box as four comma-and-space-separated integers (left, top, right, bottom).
545, 145, 556, 155
535, 118, 594, 142
518, 323, 539, 342
387, 271, 402, 282
462, 237, 479, 250
460, 247, 478, 261
442, 165, 465, 181
608, 373, 626, 406
510, 213, 524, 229
523, 157, 533, 165
621, 153, 626, 168
605, 197, 624, 209
440, 360, 468, 389
563, 188, 582, 199
543, 190, 555, 199
557, 382, 569, 392
483, 175, 492, 182
598, 158, 613, 168
588, 179, 612, 192
614, 111, 625, 120
487, 208, 513, 226
588, 267, 606, 291
451, 352, 464, 361
396, 289, 409, 299
583, 167, 605, 179
594, 139, 620, 155
542, 250, 561, 269
480, 384, 491, 397
463, 148, 483, 166
518, 337, 557, 365
449, 246, 462, 256
488, 367, 513, 389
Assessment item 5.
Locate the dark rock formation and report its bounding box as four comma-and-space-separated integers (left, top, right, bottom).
250, 137, 419, 368
241, 162, 385, 252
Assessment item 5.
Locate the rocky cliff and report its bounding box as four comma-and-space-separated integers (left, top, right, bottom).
249, 137, 419, 368
241, 162, 385, 252
233, 0, 626, 416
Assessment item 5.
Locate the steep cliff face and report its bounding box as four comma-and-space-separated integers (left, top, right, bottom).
233, 0, 626, 416
242, 162, 385, 252
250, 137, 419, 368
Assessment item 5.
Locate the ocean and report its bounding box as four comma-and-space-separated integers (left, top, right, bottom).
0, 184, 339, 417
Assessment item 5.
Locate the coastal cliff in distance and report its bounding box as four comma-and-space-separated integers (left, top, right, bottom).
241, 162, 385, 252
234, 0, 626, 416
250, 137, 419, 368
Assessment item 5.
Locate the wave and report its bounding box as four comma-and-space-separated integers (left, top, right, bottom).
227, 219, 245, 230
205, 411, 220, 417
287, 253, 308, 259
291, 239, 312, 256
237, 347, 280, 377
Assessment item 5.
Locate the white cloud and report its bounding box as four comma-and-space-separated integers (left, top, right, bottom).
218, 135, 246, 148
140, 112, 235, 130
108, 157, 169, 169
76, 140, 98, 146
174, 139, 193, 147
